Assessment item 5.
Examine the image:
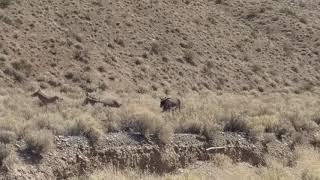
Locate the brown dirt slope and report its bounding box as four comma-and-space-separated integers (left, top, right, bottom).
4, 132, 268, 179
1, 0, 320, 95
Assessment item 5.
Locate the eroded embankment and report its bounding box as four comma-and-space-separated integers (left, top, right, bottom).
4, 132, 291, 180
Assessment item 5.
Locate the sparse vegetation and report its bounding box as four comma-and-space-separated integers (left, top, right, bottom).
0, 0, 12, 9
24, 129, 54, 155
70, 114, 103, 144
0, 130, 17, 144
183, 50, 196, 66
0, 143, 10, 165
1, 0, 320, 178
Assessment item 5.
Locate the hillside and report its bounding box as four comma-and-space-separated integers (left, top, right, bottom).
1, 0, 320, 95
1, 0, 320, 179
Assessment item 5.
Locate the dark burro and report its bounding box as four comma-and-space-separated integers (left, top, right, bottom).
160, 97, 181, 112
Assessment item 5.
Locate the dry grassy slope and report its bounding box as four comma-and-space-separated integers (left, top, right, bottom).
0, 0, 320, 95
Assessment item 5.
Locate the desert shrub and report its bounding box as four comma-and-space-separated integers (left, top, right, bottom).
114, 38, 125, 47
284, 112, 318, 132
271, 121, 295, 140
0, 130, 17, 144
299, 17, 307, 24
136, 86, 148, 94
215, 0, 222, 4
176, 121, 203, 134
0, 54, 7, 62
69, 114, 103, 144
33, 113, 71, 135
202, 124, 220, 141
183, 50, 196, 66
279, 7, 297, 17
0, 143, 10, 165
157, 124, 173, 144
294, 146, 320, 180
24, 129, 54, 155
129, 110, 163, 137
3, 67, 25, 82
0, 0, 12, 9
310, 132, 320, 148
251, 64, 263, 73
209, 154, 233, 167
11, 59, 32, 76
283, 42, 294, 56
223, 114, 250, 134
311, 113, 320, 125
248, 115, 279, 133
150, 41, 161, 55
74, 49, 89, 63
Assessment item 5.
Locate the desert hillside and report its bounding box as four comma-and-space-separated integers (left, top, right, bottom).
1, 0, 320, 179
1, 0, 320, 95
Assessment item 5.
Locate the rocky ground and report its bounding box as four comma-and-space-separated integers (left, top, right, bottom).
2, 132, 286, 179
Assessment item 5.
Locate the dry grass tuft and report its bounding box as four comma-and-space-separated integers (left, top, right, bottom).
70, 114, 103, 144
0, 130, 17, 144
24, 129, 54, 155
223, 114, 250, 134
0, 143, 10, 165
0, 0, 12, 9
157, 124, 173, 144
209, 154, 233, 168
183, 50, 196, 66
129, 108, 163, 137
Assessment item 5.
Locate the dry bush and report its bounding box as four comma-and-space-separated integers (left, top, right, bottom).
33, 113, 72, 135
157, 124, 173, 144
209, 154, 233, 168
294, 146, 320, 179
175, 120, 203, 134
0, 143, 16, 171
0, 130, 17, 144
202, 123, 220, 140
279, 7, 297, 17
129, 109, 163, 137
283, 111, 318, 132
183, 50, 196, 66
3, 67, 25, 82
0, 143, 10, 165
24, 129, 54, 155
74, 49, 89, 63
11, 59, 32, 76
121, 104, 173, 143
0, 0, 12, 8
251, 64, 263, 73
150, 41, 162, 55
69, 113, 103, 144
223, 114, 250, 134
247, 115, 279, 138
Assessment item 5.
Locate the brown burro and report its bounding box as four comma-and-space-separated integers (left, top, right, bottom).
83, 92, 122, 108
31, 89, 62, 106
160, 97, 181, 112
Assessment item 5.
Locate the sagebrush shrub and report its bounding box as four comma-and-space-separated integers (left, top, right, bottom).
70, 114, 103, 144
25, 129, 54, 155
0, 0, 12, 9
0, 143, 10, 165
0, 130, 17, 144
